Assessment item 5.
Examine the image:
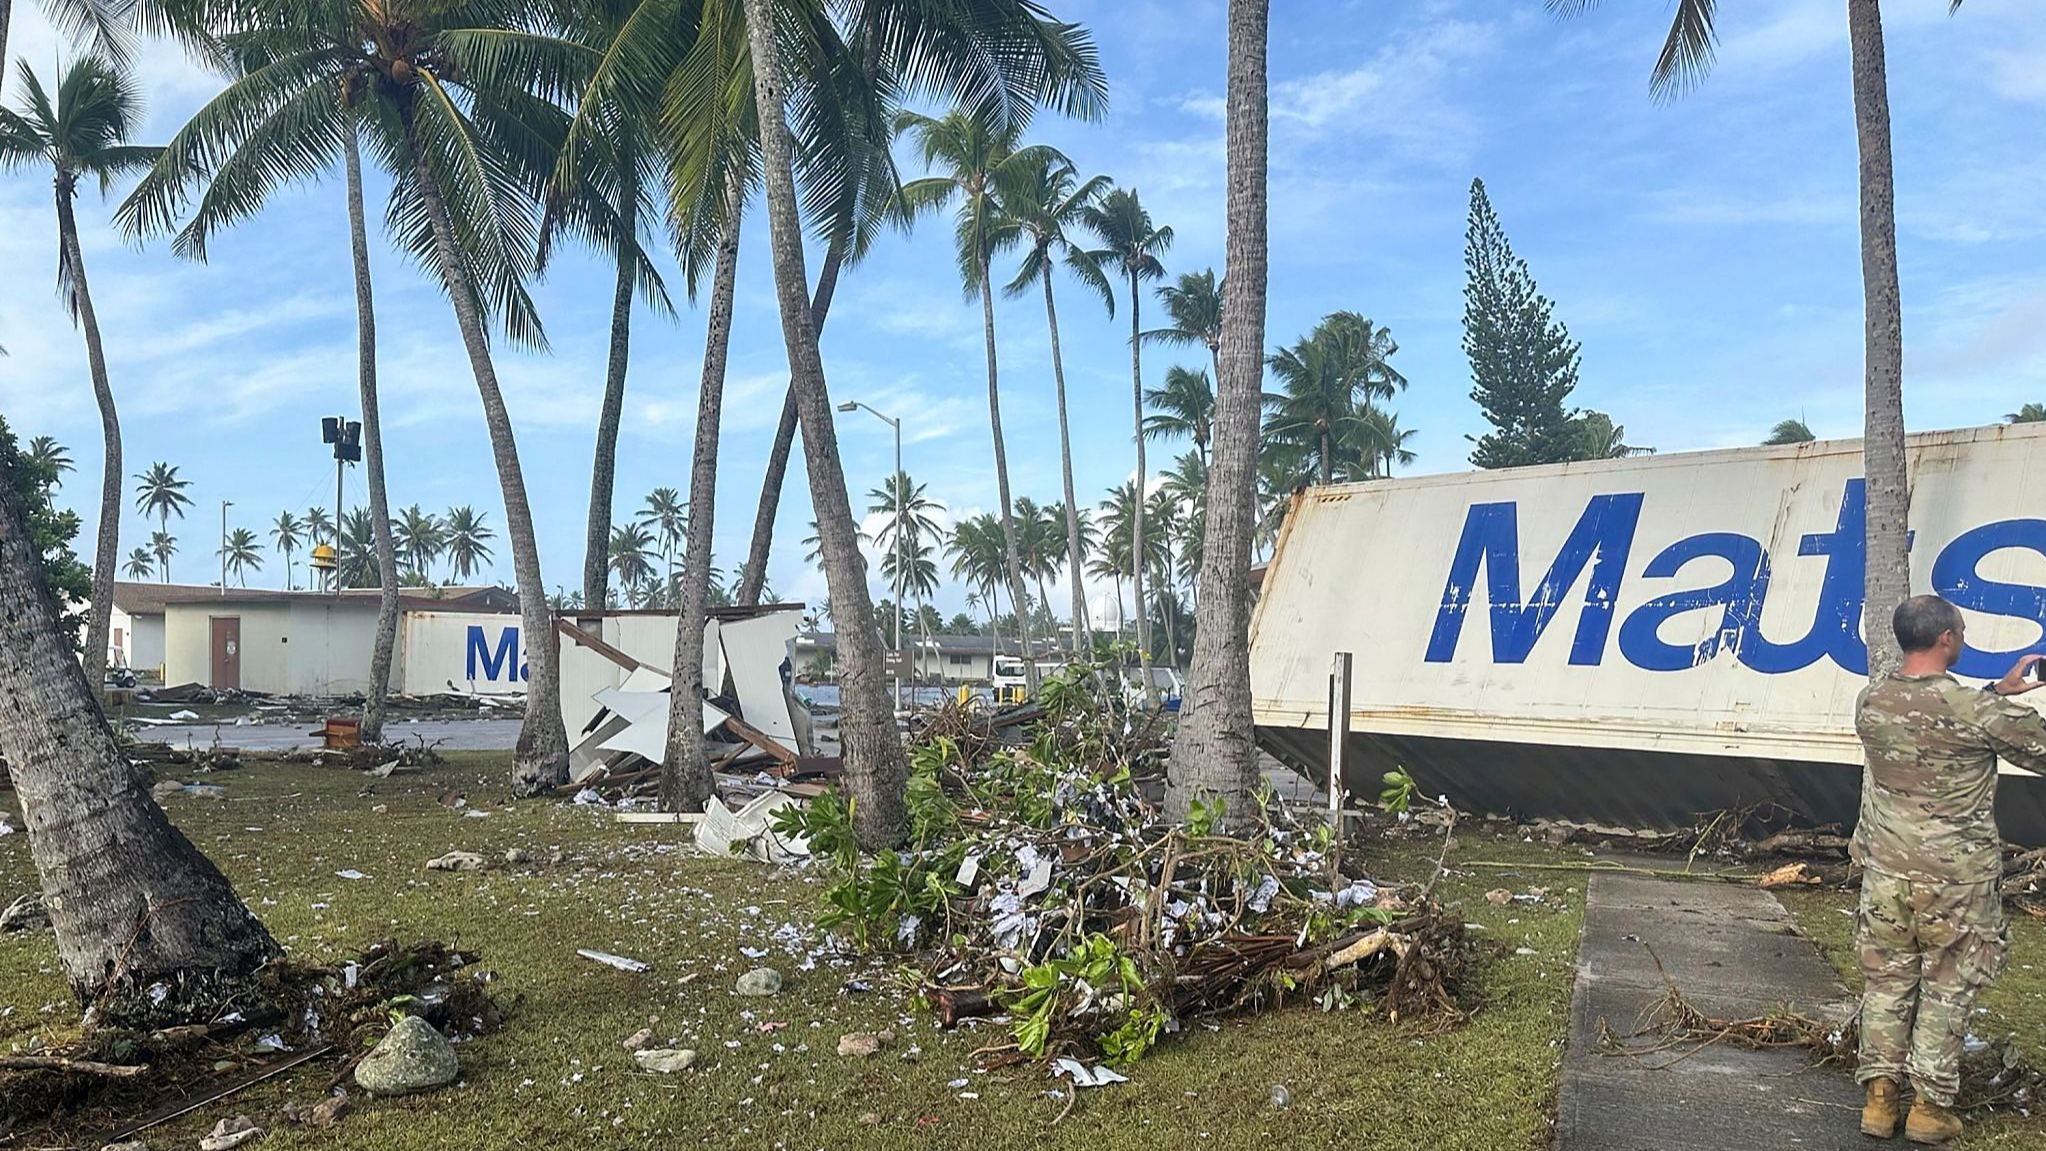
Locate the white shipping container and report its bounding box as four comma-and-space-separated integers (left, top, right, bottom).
1250, 422, 2046, 839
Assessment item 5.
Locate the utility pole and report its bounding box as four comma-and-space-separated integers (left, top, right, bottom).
322, 416, 362, 592
220, 501, 232, 593
838, 400, 904, 710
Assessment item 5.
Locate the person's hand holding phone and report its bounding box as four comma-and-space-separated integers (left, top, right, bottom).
1993, 653, 2046, 696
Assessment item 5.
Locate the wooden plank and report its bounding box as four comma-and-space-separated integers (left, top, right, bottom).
720, 713, 798, 767
615, 812, 706, 824
555, 617, 671, 677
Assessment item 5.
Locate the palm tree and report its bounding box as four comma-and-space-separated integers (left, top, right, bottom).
1764, 417, 1817, 444
3, 57, 157, 684
708, 1, 1107, 608
134, 462, 192, 538
637, 487, 686, 586
0, 469, 281, 1029
897, 107, 1052, 691
121, 547, 152, 580
868, 472, 946, 560
1145, 267, 1224, 380
996, 149, 1110, 654
219, 527, 262, 586
607, 521, 657, 596
443, 506, 495, 582
2005, 404, 2045, 425
1554, 0, 1911, 677
336, 509, 378, 589
148, 530, 176, 581
1168, 0, 1269, 822
25, 436, 74, 495
303, 506, 331, 547
1264, 312, 1406, 485
947, 513, 1010, 650
1082, 186, 1171, 700
392, 504, 446, 581
270, 510, 303, 589
1143, 365, 1216, 465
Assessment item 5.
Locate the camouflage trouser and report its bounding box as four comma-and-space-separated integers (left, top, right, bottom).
1855, 869, 2007, 1107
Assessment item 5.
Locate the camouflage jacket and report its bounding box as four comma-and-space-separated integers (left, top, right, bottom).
1852, 671, 2046, 884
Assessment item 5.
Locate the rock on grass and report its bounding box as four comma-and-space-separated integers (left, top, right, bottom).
354, 1017, 459, 1097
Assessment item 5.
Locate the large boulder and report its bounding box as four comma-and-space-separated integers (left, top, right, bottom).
353, 1016, 459, 1097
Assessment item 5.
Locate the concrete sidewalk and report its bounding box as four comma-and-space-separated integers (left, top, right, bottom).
1556, 869, 1865, 1150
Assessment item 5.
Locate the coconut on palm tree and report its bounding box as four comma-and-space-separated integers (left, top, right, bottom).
1081, 186, 1172, 701
995, 149, 1110, 654
3, 57, 157, 684
270, 510, 303, 589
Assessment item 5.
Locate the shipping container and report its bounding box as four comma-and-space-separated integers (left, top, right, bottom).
1249, 422, 2046, 841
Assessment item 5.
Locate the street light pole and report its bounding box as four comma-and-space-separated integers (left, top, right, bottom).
220, 501, 232, 593
837, 400, 904, 710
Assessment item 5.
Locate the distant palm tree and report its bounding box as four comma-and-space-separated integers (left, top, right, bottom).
304, 506, 332, 547
1144, 267, 1224, 379
122, 547, 153, 580
1143, 365, 1216, 465
443, 506, 495, 582
220, 527, 263, 586
270, 511, 304, 589
897, 106, 1052, 683
25, 436, 73, 495
1082, 186, 1172, 692
1764, 418, 1817, 444
608, 522, 658, 592
1264, 312, 1406, 485
134, 462, 193, 572
996, 148, 1111, 653
4, 55, 159, 681
947, 513, 1010, 647
2006, 404, 2046, 425
637, 487, 687, 585
868, 472, 946, 559
336, 509, 378, 588
149, 530, 176, 582
391, 505, 445, 582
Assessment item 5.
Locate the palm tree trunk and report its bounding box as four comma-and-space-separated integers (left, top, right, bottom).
401, 122, 569, 792
0, 474, 279, 1027
735, 241, 846, 606
741, 0, 907, 848
581, 148, 639, 619
1129, 271, 1156, 706
1319, 428, 1333, 486
1167, 0, 1268, 823
980, 258, 1038, 695
55, 178, 118, 690
1042, 265, 1092, 656
345, 119, 402, 745
662, 174, 740, 813
1848, 0, 1909, 680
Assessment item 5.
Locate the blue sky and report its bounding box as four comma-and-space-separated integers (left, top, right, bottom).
3, 0, 2043, 618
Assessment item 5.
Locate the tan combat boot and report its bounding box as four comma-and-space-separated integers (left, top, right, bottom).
1861, 1077, 1900, 1138
1905, 1098, 1963, 1145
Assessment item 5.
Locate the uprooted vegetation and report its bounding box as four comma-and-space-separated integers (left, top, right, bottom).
775, 660, 1478, 1069
0, 940, 507, 1142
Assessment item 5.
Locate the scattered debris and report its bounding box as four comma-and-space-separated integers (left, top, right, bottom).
102, 1141, 152, 1151
1052, 1059, 1128, 1088
1, 891, 49, 933
333, 870, 370, 882
1757, 862, 1823, 890
425, 851, 489, 873
577, 950, 651, 974
197, 1116, 262, 1151
0, 1055, 148, 1077
1484, 888, 1514, 906
621, 1028, 653, 1051
734, 968, 783, 997
695, 793, 810, 863
308, 1090, 351, 1128
354, 1016, 460, 1097
503, 847, 533, 866
632, 1048, 697, 1074
1267, 1083, 1291, 1108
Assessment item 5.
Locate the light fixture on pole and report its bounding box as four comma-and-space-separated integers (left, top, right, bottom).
320, 415, 362, 591
837, 399, 903, 708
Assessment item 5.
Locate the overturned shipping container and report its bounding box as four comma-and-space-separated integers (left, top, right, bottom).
1250, 422, 2046, 842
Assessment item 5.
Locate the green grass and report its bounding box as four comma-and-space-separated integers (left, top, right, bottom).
1, 757, 1581, 1150
1781, 886, 2046, 1149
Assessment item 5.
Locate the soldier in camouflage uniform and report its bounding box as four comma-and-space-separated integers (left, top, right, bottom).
1852, 594, 2046, 1144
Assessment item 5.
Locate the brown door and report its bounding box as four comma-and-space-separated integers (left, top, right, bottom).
210, 616, 241, 690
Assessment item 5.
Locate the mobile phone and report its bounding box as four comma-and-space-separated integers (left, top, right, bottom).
2031, 658, 2046, 683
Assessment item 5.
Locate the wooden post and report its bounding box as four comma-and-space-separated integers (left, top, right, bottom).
1328, 652, 1352, 849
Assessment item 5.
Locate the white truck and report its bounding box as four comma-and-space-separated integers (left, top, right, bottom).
1249, 422, 2046, 840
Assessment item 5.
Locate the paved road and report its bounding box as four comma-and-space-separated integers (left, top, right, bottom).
135, 718, 524, 751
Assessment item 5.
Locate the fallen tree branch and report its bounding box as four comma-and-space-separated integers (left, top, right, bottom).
0, 1055, 149, 1077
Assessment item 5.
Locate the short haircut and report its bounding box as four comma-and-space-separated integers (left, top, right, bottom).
1893, 594, 1963, 653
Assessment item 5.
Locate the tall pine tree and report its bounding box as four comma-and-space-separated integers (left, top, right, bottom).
1463, 178, 1584, 469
